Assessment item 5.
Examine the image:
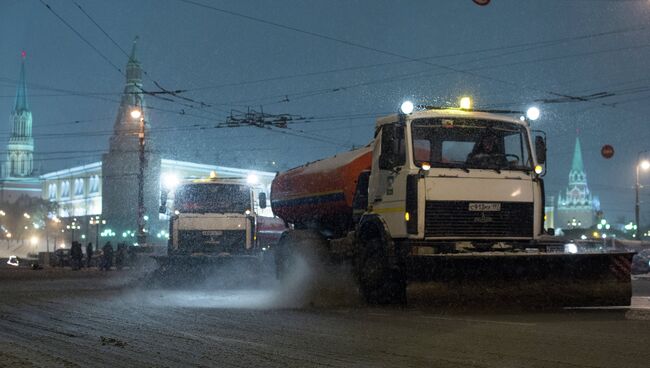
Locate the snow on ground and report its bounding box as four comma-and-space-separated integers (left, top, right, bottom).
2, 268, 650, 367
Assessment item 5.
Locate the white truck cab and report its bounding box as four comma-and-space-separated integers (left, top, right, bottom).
366, 104, 547, 249
166, 176, 258, 256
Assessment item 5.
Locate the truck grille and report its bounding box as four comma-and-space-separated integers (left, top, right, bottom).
177, 230, 246, 254
424, 201, 534, 238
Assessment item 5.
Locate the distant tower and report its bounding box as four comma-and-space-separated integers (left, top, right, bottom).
0, 53, 42, 203
102, 38, 162, 239
556, 137, 598, 229
3, 53, 34, 178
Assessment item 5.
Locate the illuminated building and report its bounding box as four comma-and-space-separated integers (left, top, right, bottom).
0, 54, 42, 202
556, 137, 599, 229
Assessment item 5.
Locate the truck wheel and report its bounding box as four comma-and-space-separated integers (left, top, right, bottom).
275, 232, 293, 281
357, 237, 406, 305
275, 230, 328, 281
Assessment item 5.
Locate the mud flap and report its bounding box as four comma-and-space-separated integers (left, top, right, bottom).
406, 252, 633, 307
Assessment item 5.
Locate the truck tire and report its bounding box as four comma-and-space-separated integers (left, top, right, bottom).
275, 232, 293, 281
275, 230, 328, 281
357, 237, 406, 305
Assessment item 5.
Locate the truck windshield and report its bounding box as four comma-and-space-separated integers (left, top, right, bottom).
174, 183, 250, 213
411, 118, 532, 172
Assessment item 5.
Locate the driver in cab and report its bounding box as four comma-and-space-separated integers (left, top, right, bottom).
466, 132, 508, 167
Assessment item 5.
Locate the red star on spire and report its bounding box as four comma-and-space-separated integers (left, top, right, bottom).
21, 50, 26, 59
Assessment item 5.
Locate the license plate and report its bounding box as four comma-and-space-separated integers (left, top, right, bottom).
202, 230, 223, 236
468, 203, 501, 212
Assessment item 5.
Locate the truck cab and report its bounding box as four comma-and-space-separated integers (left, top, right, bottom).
166, 176, 258, 257
364, 104, 547, 251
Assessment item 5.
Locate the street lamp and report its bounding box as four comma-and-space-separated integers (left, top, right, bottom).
635, 152, 650, 239
68, 220, 81, 243
46, 216, 61, 262
130, 109, 142, 119
89, 216, 106, 251
131, 101, 147, 247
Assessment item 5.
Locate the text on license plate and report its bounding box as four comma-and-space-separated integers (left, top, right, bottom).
202, 230, 223, 236
468, 203, 501, 212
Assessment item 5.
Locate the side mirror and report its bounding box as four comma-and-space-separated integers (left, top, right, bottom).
378, 154, 396, 170
535, 136, 547, 164
159, 190, 168, 214
258, 192, 267, 209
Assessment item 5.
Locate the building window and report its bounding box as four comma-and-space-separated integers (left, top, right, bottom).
89, 175, 99, 193
74, 178, 84, 196
10, 155, 17, 176
61, 181, 70, 198
48, 183, 56, 200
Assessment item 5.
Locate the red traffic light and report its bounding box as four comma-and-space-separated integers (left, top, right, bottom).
473, 0, 491, 5
601, 144, 615, 159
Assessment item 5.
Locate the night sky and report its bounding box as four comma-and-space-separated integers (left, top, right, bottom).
1, 0, 649, 221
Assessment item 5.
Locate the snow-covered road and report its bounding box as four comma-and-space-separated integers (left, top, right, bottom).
1, 268, 650, 367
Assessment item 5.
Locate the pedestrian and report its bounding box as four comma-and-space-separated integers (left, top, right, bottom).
70, 241, 83, 270
86, 242, 94, 268
115, 243, 126, 270
101, 242, 114, 271
127, 245, 137, 268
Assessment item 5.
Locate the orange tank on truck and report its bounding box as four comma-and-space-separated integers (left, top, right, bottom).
270, 146, 371, 230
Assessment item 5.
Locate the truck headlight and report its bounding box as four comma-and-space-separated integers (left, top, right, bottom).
459, 96, 472, 110
564, 243, 578, 254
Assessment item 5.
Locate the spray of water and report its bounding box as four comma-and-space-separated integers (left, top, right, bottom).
133, 241, 361, 310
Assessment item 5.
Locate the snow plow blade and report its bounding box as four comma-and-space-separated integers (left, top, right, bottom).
406, 252, 634, 308
146, 255, 264, 288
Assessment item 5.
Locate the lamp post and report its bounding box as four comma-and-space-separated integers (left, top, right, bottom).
45, 216, 60, 265
635, 152, 650, 239
67, 219, 81, 244
130, 103, 147, 246
89, 216, 106, 251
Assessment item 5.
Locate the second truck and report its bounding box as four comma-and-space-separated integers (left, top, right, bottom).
152, 172, 284, 285
266, 99, 634, 306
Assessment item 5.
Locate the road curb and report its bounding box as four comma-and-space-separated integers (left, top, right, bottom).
626, 308, 650, 320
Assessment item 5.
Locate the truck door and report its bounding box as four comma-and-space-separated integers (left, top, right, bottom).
368, 123, 407, 234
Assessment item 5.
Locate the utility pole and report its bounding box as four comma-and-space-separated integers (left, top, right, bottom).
634, 160, 641, 240
131, 101, 147, 246
45, 220, 50, 266
89, 216, 104, 251
636, 151, 650, 239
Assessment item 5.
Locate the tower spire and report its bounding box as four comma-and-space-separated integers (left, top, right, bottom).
571, 137, 584, 173
126, 36, 141, 83
3, 53, 34, 178
556, 135, 597, 228
109, 36, 150, 153
129, 36, 139, 63
14, 52, 28, 112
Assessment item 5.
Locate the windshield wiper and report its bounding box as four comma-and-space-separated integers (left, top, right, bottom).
487, 166, 501, 174
458, 163, 470, 173
439, 161, 470, 173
